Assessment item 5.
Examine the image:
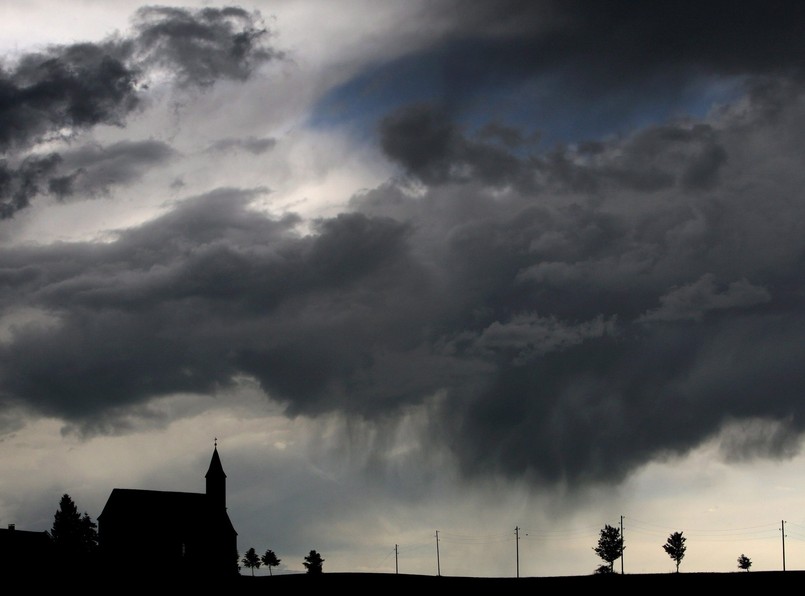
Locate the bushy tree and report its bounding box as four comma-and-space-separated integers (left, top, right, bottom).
663, 531, 686, 572
303, 549, 324, 574
737, 553, 752, 571
242, 547, 261, 576
261, 549, 281, 576
593, 524, 624, 573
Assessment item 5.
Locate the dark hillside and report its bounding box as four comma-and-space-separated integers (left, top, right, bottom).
233, 570, 802, 590
33, 569, 803, 592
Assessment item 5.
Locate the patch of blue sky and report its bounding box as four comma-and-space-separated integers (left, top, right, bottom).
309, 39, 748, 153
307, 48, 450, 138
464, 73, 748, 150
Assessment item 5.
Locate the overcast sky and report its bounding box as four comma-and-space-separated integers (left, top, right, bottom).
2, 0, 805, 577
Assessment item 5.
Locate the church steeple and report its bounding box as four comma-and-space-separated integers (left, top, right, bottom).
205, 438, 227, 510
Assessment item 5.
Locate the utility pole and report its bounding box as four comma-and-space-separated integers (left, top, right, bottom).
620, 515, 625, 575
436, 530, 441, 577
395, 544, 398, 574
781, 520, 786, 571
515, 526, 520, 578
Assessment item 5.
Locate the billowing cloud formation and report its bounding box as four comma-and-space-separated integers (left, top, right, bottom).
130, 5, 279, 88
0, 5, 279, 218
0, 43, 140, 153
4, 71, 805, 490
3, 2, 805, 498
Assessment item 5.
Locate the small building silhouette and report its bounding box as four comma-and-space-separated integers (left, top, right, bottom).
97, 443, 238, 579
0, 524, 52, 576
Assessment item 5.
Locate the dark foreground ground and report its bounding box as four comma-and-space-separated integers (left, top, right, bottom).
231, 570, 802, 590
41, 568, 800, 591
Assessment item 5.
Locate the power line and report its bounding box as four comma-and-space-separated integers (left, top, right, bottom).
388, 515, 798, 577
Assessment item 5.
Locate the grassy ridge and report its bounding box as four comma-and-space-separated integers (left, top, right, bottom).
233, 570, 802, 590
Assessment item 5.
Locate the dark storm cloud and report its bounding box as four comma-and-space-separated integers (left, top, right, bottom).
438, 0, 805, 77
5, 1, 805, 495
0, 5, 279, 217
358, 74, 805, 487
0, 187, 434, 431
0, 42, 140, 153
424, 0, 805, 108
4, 74, 805, 490
379, 103, 530, 189
379, 102, 730, 195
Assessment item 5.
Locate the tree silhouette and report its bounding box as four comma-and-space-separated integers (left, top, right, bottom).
662, 531, 686, 572
593, 524, 624, 573
737, 553, 752, 571
49, 493, 98, 571
242, 547, 261, 576
303, 549, 324, 574
261, 549, 281, 576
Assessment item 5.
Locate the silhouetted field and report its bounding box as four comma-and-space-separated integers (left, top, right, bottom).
231, 570, 803, 590
34, 568, 804, 591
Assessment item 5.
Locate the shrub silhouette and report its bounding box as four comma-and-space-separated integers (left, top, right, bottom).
737, 554, 752, 571
303, 549, 324, 574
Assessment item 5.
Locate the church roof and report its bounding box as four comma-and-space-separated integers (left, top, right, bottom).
98, 488, 236, 535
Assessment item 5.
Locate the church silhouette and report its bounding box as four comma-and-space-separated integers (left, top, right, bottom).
97, 442, 238, 579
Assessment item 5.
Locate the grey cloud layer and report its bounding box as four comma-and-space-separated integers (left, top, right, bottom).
431, 0, 805, 88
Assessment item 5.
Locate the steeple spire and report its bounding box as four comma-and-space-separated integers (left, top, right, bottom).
206, 439, 227, 510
